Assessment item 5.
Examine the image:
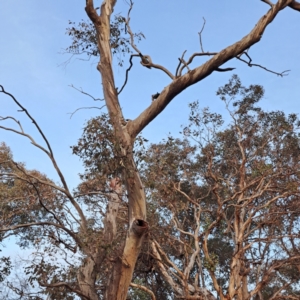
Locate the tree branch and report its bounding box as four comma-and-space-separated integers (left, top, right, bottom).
69, 84, 104, 101
85, 0, 101, 25
68, 106, 106, 119
127, 0, 296, 138
130, 283, 156, 300
118, 54, 139, 94
289, 0, 300, 10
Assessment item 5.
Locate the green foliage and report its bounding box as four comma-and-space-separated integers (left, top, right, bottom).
65, 15, 144, 66
0, 254, 11, 283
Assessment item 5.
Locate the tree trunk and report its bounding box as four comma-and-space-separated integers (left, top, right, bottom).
78, 257, 98, 300
85, 1, 148, 299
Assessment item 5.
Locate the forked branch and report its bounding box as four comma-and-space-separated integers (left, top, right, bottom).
123, 0, 174, 79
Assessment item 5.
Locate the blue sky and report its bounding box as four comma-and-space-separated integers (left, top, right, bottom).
0, 0, 299, 191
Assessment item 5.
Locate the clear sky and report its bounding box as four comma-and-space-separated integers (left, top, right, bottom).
0, 0, 299, 191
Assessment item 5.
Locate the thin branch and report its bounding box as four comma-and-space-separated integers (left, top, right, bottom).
173, 182, 200, 207
236, 52, 289, 76
0, 116, 24, 132
149, 62, 175, 80
179, 57, 191, 74
154, 240, 185, 278
261, 0, 274, 7
68, 105, 106, 119
179, 52, 218, 76
125, 0, 140, 54
69, 84, 104, 101
150, 241, 184, 296
118, 54, 139, 94
175, 50, 186, 77
0, 85, 54, 156
198, 17, 206, 52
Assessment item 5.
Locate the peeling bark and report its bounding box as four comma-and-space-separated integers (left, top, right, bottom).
85, 1, 148, 299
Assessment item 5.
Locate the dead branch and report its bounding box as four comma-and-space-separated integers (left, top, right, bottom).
118, 54, 139, 94
179, 51, 219, 76
69, 84, 104, 101
68, 105, 106, 119
198, 17, 206, 52
0, 85, 54, 156
236, 52, 290, 76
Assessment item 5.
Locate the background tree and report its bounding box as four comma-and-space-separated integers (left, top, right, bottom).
1, 0, 300, 299
138, 76, 300, 299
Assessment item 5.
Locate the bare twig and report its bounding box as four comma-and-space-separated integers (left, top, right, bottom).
0, 85, 54, 156
178, 52, 218, 76
179, 58, 191, 73
69, 84, 104, 101
0, 86, 88, 230
236, 52, 290, 76
68, 105, 106, 119
118, 54, 139, 94
198, 17, 206, 52
175, 50, 186, 77
0, 116, 24, 132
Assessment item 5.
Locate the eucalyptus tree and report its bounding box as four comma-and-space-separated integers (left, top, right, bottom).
140, 76, 300, 299
1, 0, 300, 299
